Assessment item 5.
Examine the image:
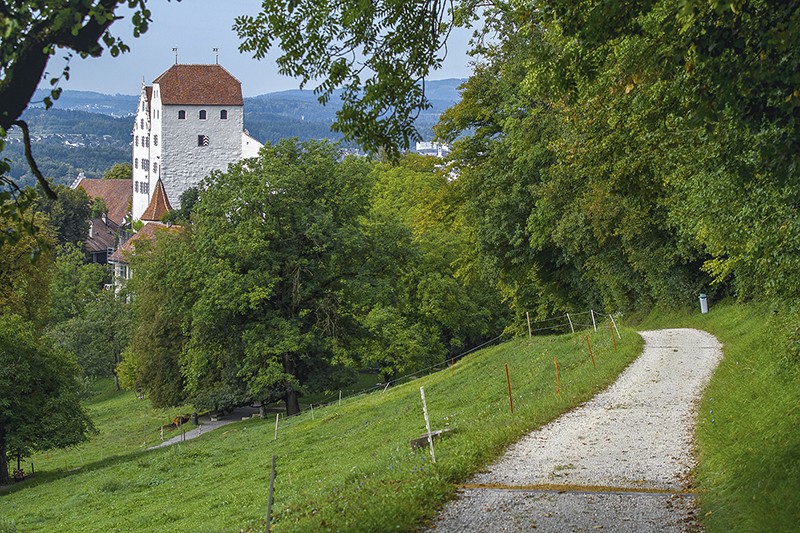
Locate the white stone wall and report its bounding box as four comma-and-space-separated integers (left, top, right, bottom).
242, 131, 263, 159
160, 103, 243, 209
132, 86, 152, 219
148, 85, 164, 209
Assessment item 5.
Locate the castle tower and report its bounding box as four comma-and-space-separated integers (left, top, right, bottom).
132, 64, 262, 220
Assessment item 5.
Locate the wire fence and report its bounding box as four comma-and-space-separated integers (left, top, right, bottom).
290, 309, 622, 417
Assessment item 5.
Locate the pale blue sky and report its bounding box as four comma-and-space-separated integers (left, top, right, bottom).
51, 0, 476, 97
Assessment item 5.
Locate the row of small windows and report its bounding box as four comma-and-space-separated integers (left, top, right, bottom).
178, 109, 228, 120
134, 135, 158, 147
133, 159, 159, 174
134, 181, 150, 195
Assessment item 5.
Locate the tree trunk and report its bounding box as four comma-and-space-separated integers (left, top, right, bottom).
0, 423, 8, 485
113, 372, 120, 391
284, 387, 300, 416
283, 354, 301, 416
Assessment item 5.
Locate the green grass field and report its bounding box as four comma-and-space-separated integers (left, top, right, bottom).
641, 302, 800, 532
1, 320, 638, 532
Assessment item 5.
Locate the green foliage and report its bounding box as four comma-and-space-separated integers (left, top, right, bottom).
0, 314, 95, 484
235, 0, 452, 156
35, 185, 91, 245
0, 211, 55, 326
126, 227, 191, 408
46, 291, 132, 380
181, 140, 374, 413
161, 186, 198, 225
46, 243, 105, 326
102, 162, 132, 180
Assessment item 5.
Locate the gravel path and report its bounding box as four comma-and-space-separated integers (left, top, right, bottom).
148, 406, 262, 449
429, 328, 723, 532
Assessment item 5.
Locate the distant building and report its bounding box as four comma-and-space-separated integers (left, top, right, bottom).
75, 175, 132, 226
414, 141, 451, 158
72, 174, 133, 264
131, 63, 263, 220
109, 179, 177, 291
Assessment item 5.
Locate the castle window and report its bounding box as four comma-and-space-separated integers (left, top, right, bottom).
178, 110, 186, 119
198, 135, 209, 147
135, 181, 139, 193
153, 162, 158, 173
134, 158, 138, 169
154, 134, 158, 146
135, 136, 139, 147
142, 158, 150, 170
199, 110, 207, 120
220, 110, 228, 120
140, 118, 144, 129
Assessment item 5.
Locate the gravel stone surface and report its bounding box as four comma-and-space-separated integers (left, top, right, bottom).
428, 328, 722, 532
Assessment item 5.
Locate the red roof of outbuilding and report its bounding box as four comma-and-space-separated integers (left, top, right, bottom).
153, 64, 243, 106
109, 222, 180, 263
77, 178, 132, 226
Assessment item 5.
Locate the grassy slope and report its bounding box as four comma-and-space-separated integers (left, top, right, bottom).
641, 302, 800, 532
1, 322, 640, 532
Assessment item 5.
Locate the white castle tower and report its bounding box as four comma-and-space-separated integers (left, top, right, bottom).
132, 64, 262, 220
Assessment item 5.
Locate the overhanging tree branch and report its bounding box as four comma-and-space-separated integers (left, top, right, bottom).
11, 120, 57, 200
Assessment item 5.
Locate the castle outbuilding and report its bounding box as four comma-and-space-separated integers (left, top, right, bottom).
131, 63, 262, 220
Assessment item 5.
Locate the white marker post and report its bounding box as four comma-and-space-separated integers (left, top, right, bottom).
591, 309, 597, 332
609, 314, 622, 339
274, 413, 279, 441
567, 313, 575, 334
419, 387, 436, 464
526, 312, 532, 340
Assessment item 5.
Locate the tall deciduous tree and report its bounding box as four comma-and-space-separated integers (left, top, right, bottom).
0, 314, 95, 484
183, 140, 373, 415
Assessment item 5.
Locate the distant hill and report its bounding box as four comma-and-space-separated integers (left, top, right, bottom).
12, 80, 464, 186
31, 89, 140, 116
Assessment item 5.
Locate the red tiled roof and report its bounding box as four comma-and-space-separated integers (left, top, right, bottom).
84, 217, 119, 253
140, 179, 173, 222
77, 179, 132, 225
153, 64, 243, 106
109, 222, 180, 263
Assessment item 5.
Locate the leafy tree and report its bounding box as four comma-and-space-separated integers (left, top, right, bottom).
124, 225, 191, 407
47, 291, 131, 386
102, 162, 132, 180
35, 185, 92, 246
0, 314, 95, 484
180, 140, 373, 415
355, 155, 509, 378
47, 243, 105, 325
0, 212, 55, 326
161, 186, 199, 225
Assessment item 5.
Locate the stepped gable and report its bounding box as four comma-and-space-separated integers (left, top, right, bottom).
140, 178, 173, 222
154, 64, 243, 106
77, 178, 132, 225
